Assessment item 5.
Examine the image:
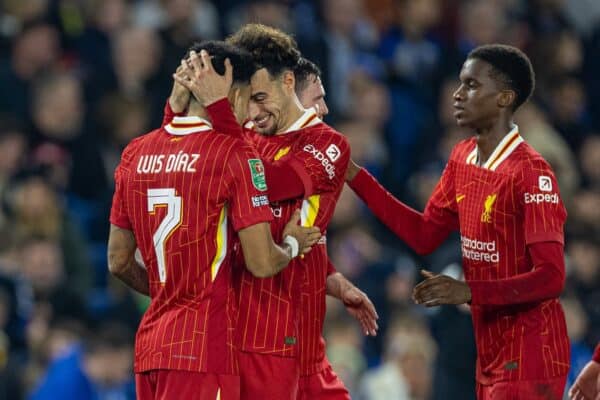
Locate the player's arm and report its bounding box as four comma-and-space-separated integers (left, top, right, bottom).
326, 260, 379, 336
107, 224, 149, 295
469, 162, 569, 306
413, 242, 565, 307
347, 160, 457, 255
162, 62, 191, 127
569, 343, 600, 400
107, 154, 149, 295
239, 210, 321, 278
227, 142, 320, 277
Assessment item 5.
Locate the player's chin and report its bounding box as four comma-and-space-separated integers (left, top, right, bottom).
455, 115, 469, 127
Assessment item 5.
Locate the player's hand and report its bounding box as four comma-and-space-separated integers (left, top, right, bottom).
345, 159, 361, 182
413, 269, 472, 307
169, 63, 191, 113
569, 360, 600, 400
340, 283, 379, 336
173, 49, 232, 106
282, 210, 321, 255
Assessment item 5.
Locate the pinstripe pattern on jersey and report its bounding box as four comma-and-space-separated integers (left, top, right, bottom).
430, 135, 569, 384
110, 125, 272, 374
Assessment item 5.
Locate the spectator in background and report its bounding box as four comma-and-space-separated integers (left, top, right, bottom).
111, 26, 166, 127
5, 174, 92, 295
339, 72, 390, 178
300, 0, 379, 118
31, 73, 108, 202
0, 279, 21, 399
19, 237, 65, 300
75, 0, 130, 104
515, 102, 580, 201
0, 22, 60, 123
546, 76, 592, 151
578, 134, 600, 188
95, 93, 150, 188
360, 314, 437, 400
565, 236, 600, 347
562, 296, 594, 390
29, 322, 134, 400
0, 117, 28, 224
378, 0, 442, 92
324, 316, 367, 398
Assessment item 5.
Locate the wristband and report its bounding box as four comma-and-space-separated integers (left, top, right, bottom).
283, 235, 299, 258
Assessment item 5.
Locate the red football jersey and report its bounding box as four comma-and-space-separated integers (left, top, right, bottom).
228, 110, 349, 362
426, 127, 569, 383
110, 116, 273, 374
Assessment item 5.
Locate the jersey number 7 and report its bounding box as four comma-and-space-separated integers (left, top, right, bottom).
147, 188, 182, 284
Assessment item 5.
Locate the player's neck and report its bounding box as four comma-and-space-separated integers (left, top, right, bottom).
275, 97, 306, 135
475, 119, 514, 165
186, 102, 210, 122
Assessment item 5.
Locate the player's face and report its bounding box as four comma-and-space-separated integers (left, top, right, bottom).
248, 68, 295, 136
453, 58, 504, 129
297, 74, 329, 118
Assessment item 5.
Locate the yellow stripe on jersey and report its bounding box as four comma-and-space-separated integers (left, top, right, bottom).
211, 206, 228, 281
216, 388, 221, 400
301, 195, 320, 227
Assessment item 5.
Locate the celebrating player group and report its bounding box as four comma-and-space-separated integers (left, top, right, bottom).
107, 22, 582, 400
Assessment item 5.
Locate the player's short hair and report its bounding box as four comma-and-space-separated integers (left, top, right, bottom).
294, 57, 322, 93
467, 44, 535, 111
187, 40, 257, 84
226, 23, 301, 78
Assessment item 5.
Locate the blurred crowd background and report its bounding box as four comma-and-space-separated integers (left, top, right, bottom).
0, 0, 597, 399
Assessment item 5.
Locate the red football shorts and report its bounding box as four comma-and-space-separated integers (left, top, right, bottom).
238, 351, 299, 400
297, 359, 350, 400
135, 370, 240, 400
476, 376, 567, 400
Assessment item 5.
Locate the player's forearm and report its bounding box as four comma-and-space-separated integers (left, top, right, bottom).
205, 98, 244, 139
108, 226, 150, 295
469, 242, 565, 306
326, 272, 350, 299
348, 168, 449, 255
162, 99, 185, 128
268, 243, 294, 276
112, 261, 150, 295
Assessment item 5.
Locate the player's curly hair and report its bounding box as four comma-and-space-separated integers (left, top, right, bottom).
468, 44, 535, 111
294, 57, 322, 93
187, 40, 258, 84
226, 24, 301, 78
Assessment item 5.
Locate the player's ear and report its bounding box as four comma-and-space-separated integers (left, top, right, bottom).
498, 89, 516, 109
282, 70, 295, 92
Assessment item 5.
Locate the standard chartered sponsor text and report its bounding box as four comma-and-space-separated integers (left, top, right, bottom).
461, 236, 499, 263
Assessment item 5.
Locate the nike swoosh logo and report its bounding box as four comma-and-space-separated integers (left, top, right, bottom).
456, 194, 466, 203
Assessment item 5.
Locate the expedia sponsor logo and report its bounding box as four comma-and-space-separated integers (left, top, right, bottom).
524, 192, 559, 204
325, 144, 341, 162
303, 144, 336, 180
538, 176, 552, 192
461, 236, 499, 263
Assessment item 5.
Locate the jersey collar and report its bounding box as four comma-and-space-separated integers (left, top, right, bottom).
466, 125, 523, 171
281, 107, 321, 134
164, 116, 213, 135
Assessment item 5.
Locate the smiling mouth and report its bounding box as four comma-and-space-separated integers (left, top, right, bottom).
255, 114, 270, 126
